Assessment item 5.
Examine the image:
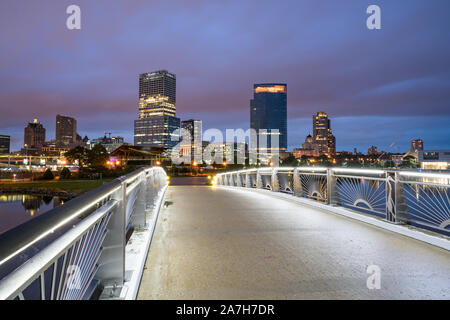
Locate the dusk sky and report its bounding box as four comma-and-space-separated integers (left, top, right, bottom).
1, 0, 449, 153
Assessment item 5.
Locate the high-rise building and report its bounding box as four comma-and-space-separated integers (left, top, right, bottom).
24, 119, 46, 149
250, 83, 287, 162
56, 115, 77, 147
134, 70, 180, 150
313, 112, 336, 155
134, 116, 180, 149
139, 70, 176, 104
411, 139, 424, 151
0, 135, 10, 154
181, 119, 202, 162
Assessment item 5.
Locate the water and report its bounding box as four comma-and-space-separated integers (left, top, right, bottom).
0, 194, 68, 235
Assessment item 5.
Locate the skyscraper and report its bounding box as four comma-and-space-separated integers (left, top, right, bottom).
313, 112, 336, 155
24, 119, 45, 149
181, 119, 202, 162
0, 135, 10, 154
56, 115, 77, 147
134, 70, 180, 150
139, 70, 176, 104
250, 83, 287, 162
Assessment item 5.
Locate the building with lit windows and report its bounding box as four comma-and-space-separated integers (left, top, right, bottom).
134, 116, 180, 150
411, 139, 424, 151
418, 150, 450, 170
56, 115, 77, 147
368, 146, 379, 156
313, 112, 336, 155
24, 119, 46, 149
0, 135, 10, 154
88, 136, 125, 153
250, 83, 287, 163
134, 70, 180, 150
293, 134, 319, 158
181, 119, 202, 162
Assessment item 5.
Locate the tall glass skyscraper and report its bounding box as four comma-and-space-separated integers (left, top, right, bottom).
56, 114, 77, 147
0, 135, 10, 154
250, 83, 287, 161
134, 70, 180, 150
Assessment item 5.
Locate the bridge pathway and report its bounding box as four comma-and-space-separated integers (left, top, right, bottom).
137, 186, 450, 299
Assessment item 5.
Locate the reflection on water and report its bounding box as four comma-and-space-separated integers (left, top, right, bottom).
0, 194, 68, 234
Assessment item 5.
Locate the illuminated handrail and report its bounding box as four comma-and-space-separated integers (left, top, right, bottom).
0, 166, 168, 300
216, 167, 450, 236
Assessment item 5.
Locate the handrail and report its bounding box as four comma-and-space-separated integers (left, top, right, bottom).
216, 167, 450, 237
0, 166, 168, 300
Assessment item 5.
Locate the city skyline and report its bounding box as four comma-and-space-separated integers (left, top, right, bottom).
1, 1, 450, 152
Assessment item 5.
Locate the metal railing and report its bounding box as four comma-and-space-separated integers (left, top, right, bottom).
0, 167, 167, 300
217, 167, 450, 236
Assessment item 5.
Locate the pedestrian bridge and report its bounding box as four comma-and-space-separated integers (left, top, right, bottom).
0, 167, 449, 300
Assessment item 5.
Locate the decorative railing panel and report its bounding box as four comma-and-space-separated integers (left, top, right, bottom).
217, 167, 450, 237
0, 167, 168, 300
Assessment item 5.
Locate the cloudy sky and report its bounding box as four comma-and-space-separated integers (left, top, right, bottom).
0, 0, 449, 152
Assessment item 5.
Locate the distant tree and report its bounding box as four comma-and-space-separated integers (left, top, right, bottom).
384, 160, 395, 168
41, 168, 54, 180
281, 155, 298, 167
60, 167, 71, 180
65, 146, 89, 168
88, 144, 109, 168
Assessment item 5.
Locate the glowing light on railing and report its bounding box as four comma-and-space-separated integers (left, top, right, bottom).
399, 171, 450, 180
332, 168, 385, 175
0, 186, 121, 267
296, 166, 328, 171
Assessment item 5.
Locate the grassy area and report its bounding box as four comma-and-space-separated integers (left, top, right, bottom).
0, 179, 114, 194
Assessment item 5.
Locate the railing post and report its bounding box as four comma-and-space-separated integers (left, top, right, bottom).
271, 168, 279, 192
293, 168, 302, 197
96, 181, 126, 298
245, 172, 251, 188
236, 173, 242, 187
386, 171, 407, 223
132, 173, 147, 229
326, 168, 338, 205
256, 170, 263, 189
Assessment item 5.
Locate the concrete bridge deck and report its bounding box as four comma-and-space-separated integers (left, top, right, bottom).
137, 186, 450, 300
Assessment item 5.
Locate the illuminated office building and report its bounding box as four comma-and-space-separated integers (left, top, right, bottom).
250, 83, 287, 162
0, 135, 10, 154
24, 119, 46, 149
313, 112, 336, 155
181, 119, 202, 162
134, 70, 180, 150
56, 115, 77, 147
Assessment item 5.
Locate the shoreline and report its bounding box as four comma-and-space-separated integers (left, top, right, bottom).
0, 188, 79, 199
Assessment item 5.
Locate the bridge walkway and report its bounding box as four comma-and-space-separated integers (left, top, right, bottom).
137, 186, 450, 299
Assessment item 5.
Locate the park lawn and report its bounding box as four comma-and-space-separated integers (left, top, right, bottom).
0, 179, 114, 194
